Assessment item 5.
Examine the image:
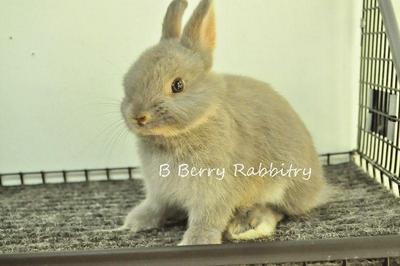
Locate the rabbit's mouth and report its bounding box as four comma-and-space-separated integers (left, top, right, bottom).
134, 122, 184, 137
125, 118, 182, 137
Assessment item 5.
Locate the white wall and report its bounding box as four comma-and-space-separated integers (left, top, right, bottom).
0, 0, 361, 173
394, 0, 400, 25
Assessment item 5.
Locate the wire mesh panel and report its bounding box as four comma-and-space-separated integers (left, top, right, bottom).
357, 0, 400, 196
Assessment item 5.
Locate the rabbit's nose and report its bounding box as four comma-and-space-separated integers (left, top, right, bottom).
134, 115, 148, 126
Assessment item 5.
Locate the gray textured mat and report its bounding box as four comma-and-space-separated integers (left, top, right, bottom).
1, 163, 399, 253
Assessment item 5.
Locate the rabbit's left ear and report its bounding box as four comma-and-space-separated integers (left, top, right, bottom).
161, 0, 188, 40
181, 0, 216, 69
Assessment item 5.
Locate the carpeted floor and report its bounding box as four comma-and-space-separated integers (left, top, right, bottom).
0, 162, 399, 255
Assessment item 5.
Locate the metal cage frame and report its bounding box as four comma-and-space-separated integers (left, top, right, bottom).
355, 0, 400, 199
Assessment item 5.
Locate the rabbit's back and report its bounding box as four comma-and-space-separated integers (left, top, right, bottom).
223, 74, 316, 163
222, 74, 325, 214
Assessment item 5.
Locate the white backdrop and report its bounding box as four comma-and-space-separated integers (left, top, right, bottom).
0, 0, 363, 173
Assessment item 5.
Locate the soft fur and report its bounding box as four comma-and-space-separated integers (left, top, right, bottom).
119, 0, 325, 245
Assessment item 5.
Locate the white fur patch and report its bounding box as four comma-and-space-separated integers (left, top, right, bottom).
229, 221, 276, 240
93, 225, 129, 233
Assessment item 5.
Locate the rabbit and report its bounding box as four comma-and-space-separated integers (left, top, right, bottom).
119, 0, 326, 245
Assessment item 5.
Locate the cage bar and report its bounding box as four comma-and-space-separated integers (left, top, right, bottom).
0, 167, 139, 186
0, 235, 399, 266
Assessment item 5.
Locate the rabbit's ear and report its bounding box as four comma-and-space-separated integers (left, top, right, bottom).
181, 0, 216, 69
161, 0, 188, 40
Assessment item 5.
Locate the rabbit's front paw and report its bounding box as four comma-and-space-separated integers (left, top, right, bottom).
122, 211, 161, 233
94, 220, 156, 233
121, 200, 166, 233
178, 228, 222, 245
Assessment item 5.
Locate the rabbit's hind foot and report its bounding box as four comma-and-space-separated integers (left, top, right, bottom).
225, 204, 283, 241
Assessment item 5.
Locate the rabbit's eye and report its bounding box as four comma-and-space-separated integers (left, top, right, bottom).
171, 78, 184, 93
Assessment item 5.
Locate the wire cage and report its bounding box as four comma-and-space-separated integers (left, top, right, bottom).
1, 0, 400, 265
356, 0, 400, 198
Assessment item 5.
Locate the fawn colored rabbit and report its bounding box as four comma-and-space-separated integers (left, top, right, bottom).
120, 0, 326, 245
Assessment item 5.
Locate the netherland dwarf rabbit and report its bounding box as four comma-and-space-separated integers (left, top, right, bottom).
119, 0, 326, 245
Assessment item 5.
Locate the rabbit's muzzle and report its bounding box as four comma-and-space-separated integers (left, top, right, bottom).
134, 114, 149, 127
